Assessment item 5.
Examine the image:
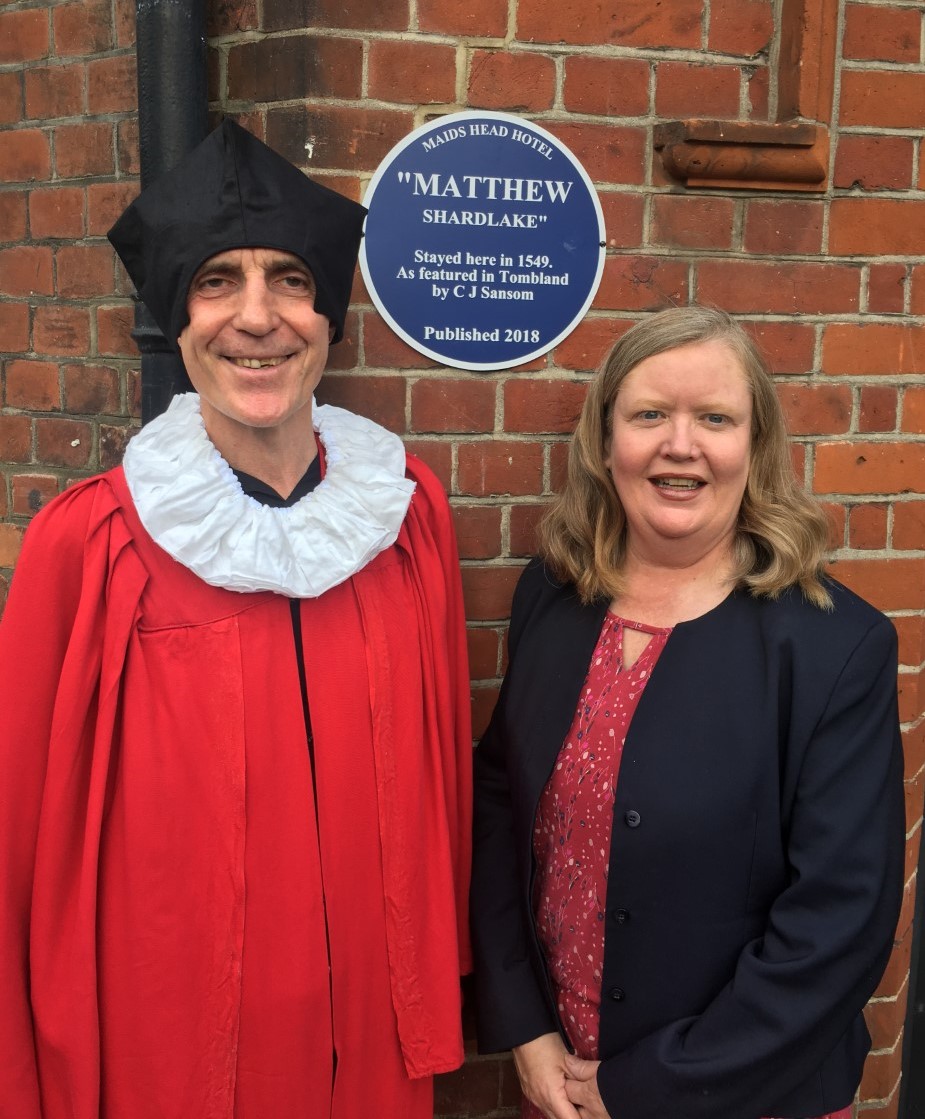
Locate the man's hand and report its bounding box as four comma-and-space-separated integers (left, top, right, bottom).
563, 1053, 610, 1118
513, 1032, 582, 1119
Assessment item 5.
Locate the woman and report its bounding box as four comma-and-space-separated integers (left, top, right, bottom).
471, 306, 904, 1119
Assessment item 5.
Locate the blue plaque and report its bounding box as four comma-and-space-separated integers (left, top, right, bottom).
360, 111, 606, 371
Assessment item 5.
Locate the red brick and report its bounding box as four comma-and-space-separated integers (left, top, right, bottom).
97, 304, 135, 355
867, 264, 907, 316
0, 191, 27, 242
266, 105, 413, 174
697, 261, 859, 315
893, 502, 925, 551
893, 614, 925, 667
655, 61, 741, 119
747, 65, 770, 120
848, 503, 888, 550
858, 1039, 902, 1102
467, 50, 556, 112
859, 387, 898, 433
99, 423, 134, 470
742, 321, 815, 376
600, 192, 645, 250
743, 200, 823, 256
509, 502, 550, 557
404, 439, 451, 488
550, 440, 570, 490
53, 0, 114, 55
651, 195, 735, 251
54, 121, 114, 178
207, 0, 258, 34
28, 186, 85, 239
461, 564, 521, 622
840, 71, 925, 129
822, 324, 925, 376
452, 505, 502, 560
596, 256, 688, 312
0, 416, 32, 463
843, 4, 920, 63
363, 314, 439, 369
11, 474, 60, 518
63, 364, 121, 415
35, 417, 92, 468
820, 502, 846, 550
0, 302, 30, 352
264, 0, 409, 32
411, 379, 495, 434
24, 63, 84, 120
0, 245, 54, 296
0, 525, 24, 568
87, 54, 137, 114
504, 378, 586, 434
87, 182, 138, 236
33, 305, 90, 357
834, 134, 914, 191
227, 35, 363, 102
544, 122, 646, 185
0, 9, 49, 64
5, 360, 60, 411
466, 625, 501, 680
518, 0, 701, 47
831, 198, 925, 257
56, 244, 115, 298
777, 383, 851, 436
903, 388, 925, 434
0, 71, 23, 126
865, 989, 908, 1054
367, 40, 457, 104
826, 557, 925, 614
314, 373, 406, 433
0, 128, 51, 183
458, 441, 544, 497
563, 57, 649, 118
323, 312, 360, 373
553, 316, 633, 372
417, 0, 505, 36
914, 265, 925, 316
117, 117, 139, 176
708, 0, 774, 56
114, 0, 136, 46
814, 442, 925, 496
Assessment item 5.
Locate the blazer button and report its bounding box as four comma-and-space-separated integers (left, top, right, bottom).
624, 810, 641, 828
615, 908, 630, 923
608, 987, 626, 1001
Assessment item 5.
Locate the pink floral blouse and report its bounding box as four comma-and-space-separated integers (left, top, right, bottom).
522, 611, 852, 1119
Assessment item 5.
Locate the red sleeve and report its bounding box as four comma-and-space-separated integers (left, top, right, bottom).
0, 478, 146, 1117
402, 454, 473, 974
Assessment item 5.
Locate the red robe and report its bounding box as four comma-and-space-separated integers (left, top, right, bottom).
0, 455, 471, 1119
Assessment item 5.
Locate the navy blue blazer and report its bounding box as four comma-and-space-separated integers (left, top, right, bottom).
471, 559, 905, 1119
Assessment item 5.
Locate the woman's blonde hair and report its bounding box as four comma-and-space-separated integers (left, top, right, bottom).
539, 305, 832, 607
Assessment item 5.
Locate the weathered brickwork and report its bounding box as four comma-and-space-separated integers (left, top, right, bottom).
1, 1, 923, 1115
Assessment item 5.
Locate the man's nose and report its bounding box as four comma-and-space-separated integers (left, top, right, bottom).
233, 276, 277, 334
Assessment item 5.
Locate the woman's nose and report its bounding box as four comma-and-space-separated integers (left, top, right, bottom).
662, 418, 699, 459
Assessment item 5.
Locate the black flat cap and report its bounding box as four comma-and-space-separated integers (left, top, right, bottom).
107, 119, 367, 345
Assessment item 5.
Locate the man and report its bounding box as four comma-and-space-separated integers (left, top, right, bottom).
0, 119, 471, 1118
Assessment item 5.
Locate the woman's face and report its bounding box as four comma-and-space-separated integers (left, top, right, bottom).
606, 338, 753, 565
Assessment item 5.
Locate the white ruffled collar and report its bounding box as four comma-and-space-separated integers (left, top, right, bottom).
122, 392, 415, 597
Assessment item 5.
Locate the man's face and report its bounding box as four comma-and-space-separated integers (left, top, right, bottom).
178, 247, 333, 446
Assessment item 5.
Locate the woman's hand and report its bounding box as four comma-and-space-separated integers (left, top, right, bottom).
563, 1054, 610, 1118
513, 1032, 582, 1119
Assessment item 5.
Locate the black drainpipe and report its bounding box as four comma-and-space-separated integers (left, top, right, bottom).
133, 0, 208, 424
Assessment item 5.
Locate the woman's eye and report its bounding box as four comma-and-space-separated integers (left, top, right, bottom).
637, 410, 662, 421
704, 413, 728, 425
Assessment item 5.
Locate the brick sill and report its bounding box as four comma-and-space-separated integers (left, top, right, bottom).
655, 120, 829, 193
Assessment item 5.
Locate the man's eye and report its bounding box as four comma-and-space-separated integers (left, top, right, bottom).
196, 276, 231, 293
279, 273, 312, 291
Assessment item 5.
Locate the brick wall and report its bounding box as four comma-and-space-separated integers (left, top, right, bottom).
1, 1, 923, 1116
